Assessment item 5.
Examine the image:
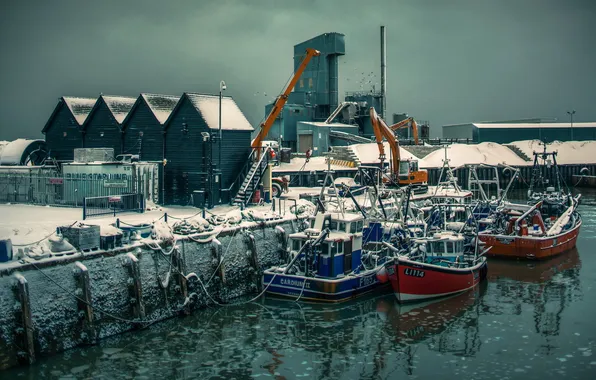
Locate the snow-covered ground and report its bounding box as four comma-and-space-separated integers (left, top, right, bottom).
273, 156, 357, 173
510, 140, 596, 165
421, 142, 530, 168
351, 142, 426, 166
0, 201, 303, 249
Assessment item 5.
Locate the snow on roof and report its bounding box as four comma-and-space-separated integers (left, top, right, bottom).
421, 142, 530, 168
0, 139, 42, 165
62, 97, 97, 125
141, 93, 180, 125
473, 122, 596, 129
186, 93, 254, 131
510, 140, 596, 165
350, 142, 427, 167
273, 156, 357, 173
299, 121, 358, 128
0, 141, 9, 158
102, 95, 137, 124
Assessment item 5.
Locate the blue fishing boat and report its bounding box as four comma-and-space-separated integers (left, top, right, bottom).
262, 211, 392, 303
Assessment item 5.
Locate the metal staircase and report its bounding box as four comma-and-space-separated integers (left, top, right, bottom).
230, 147, 272, 206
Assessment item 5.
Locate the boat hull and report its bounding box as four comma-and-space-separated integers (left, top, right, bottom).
262, 269, 390, 303
478, 217, 581, 260
386, 257, 488, 303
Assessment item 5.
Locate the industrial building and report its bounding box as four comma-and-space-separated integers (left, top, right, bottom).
82, 95, 137, 156
122, 93, 180, 161
42, 96, 96, 161
261, 28, 430, 156
442, 120, 596, 143
296, 121, 359, 154
163, 92, 253, 205
264, 32, 346, 152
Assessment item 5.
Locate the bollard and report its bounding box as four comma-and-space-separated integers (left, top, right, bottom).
73, 262, 96, 344
124, 253, 146, 322
13, 273, 35, 365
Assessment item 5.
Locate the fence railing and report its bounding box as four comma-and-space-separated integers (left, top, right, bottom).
83, 194, 145, 220
0, 172, 135, 207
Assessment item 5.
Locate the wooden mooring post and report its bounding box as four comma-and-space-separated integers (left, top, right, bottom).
123, 253, 146, 322
73, 261, 96, 344
171, 245, 188, 307
246, 233, 261, 291
13, 273, 35, 365
210, 239, 225, 285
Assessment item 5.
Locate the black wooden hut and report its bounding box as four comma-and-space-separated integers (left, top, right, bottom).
82, 95, 136, 158
163, 93, 253, 205
122, 93, 180, 161
42, 96, 96, 161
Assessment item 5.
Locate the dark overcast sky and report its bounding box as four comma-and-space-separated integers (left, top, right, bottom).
1, 0, 595, 141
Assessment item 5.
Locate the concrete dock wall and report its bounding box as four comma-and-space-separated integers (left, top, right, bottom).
0, 219, 297, 370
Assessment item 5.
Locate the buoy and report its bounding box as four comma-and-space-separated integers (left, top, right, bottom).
376, 267, 389, 283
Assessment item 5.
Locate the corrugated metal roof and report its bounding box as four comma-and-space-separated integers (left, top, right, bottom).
62, 96, 97, 125
186, 93, 254, 131
141, 93, 180, 125
474, 122, 596, 129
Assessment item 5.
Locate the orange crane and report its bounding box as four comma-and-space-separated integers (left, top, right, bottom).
251, 48, 321, 156
389, 117, 419, 145
369, 107, 428, 188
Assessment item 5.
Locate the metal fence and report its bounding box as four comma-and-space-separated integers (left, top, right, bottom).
83, 194, 145, 220
0, 171, 136, 207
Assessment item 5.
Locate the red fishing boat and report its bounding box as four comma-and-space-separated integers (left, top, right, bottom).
478, 196, 581, 260
381, 230, 488, 303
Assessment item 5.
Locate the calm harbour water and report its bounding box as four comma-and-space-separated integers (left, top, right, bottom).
5, 200, 596, 379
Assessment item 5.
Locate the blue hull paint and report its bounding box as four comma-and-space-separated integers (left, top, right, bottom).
262, 269, 390, 303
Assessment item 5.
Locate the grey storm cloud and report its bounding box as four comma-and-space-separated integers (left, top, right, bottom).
1, 0, 595, 141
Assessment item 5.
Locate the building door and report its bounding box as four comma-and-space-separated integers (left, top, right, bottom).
299, 134, 313, 153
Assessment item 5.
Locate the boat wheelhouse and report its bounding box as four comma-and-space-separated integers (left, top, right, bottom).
263, 211, 391, 303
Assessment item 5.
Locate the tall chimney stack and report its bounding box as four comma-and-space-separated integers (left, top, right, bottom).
380, 25, 387, 119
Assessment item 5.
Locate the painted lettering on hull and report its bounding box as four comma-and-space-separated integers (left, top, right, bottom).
280, 278, 311, 289
359, 275, 377, 288
404, 268, 425, 278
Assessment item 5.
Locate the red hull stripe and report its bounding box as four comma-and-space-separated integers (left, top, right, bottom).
387, 258, 487, 302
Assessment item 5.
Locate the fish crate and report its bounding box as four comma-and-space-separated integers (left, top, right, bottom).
59, 224, 100, 251
100, 234, 123, 250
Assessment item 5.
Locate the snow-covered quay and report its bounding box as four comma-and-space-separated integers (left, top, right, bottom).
0, 201, 313, 370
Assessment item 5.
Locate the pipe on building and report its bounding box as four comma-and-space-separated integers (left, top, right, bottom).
380, 25, 387, 119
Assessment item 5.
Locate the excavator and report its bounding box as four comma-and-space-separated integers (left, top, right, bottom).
369, 107, 428, 193
389, 117, 419, 145
233, 47, 321, 204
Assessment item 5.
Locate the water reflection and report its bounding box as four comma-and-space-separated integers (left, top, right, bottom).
5, 247, 590, 379
483, 248, 583, 356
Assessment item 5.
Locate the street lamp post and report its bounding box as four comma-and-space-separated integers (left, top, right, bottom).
219, 80, 226, 172
567, 110, 576, 141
